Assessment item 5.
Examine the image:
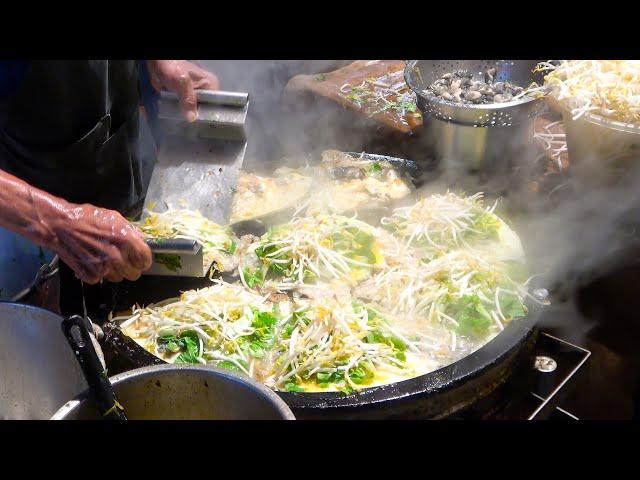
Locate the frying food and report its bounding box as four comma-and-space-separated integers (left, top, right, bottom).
230, 150, 413, 223
229, 171, 313, 223
306, 150, 413, 216
134, 208, 240, 274
239, 214, 385, 291
120, 189, 534, 394
117, 280, 432, 393
380, 192, 524, 261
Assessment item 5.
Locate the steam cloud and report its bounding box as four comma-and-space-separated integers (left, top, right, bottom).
193, 60, 640, 344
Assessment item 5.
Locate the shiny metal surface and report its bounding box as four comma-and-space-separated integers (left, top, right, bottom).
143, 136, 246, 224
0, 303, 87, 419
426, 114, 535, 176
145, 88, 249, 225
405, 60, 545, 173
52, 364, 295, 420
144, 238, 206, 277
158, 90, 249, 141
160, 90, 249, 107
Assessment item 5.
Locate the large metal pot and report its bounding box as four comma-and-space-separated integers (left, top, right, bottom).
0, 302, 87, 419
51, 364, 295, 420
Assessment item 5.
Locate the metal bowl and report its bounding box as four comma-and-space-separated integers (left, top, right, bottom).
51, 364, 295, 420
562, 109, 640, 183
0, 303, 87, 419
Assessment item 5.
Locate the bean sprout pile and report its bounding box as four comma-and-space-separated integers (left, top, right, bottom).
534, 120, 568, 173
239, 214, 384, 291
121, 191, 534, 394
539, 60, 640, 123
380, 192, 501, 257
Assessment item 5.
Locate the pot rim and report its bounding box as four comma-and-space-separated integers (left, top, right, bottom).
50, 363, 296, 420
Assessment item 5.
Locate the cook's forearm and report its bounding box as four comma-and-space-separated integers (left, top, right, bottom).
0, 168, 67, 248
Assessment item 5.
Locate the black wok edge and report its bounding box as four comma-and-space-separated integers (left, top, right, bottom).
99, 151, 543, 419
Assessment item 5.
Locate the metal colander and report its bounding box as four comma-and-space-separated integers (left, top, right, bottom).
405, 60, 546, 127
403, 60, 548, 188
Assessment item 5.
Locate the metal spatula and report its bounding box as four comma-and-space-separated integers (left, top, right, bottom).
145, 238, 205, 277
142, 89, 249, 277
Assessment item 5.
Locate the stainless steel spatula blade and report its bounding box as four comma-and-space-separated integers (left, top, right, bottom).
145, 238, 207, 277
141, 89, 249, 277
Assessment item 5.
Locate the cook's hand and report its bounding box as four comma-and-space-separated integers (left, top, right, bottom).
46, 203, 153, 284
146, 60, 220, 122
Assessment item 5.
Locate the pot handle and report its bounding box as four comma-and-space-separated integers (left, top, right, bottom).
61, 315, 128, 420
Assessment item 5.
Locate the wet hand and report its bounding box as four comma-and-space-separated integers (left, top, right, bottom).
47, 203, 153, 284
146, 60, 220, 122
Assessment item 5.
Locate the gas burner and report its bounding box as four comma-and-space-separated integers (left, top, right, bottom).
454, 332, 590, 420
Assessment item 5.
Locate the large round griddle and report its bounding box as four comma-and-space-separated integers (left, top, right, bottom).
97, 151, 543, 419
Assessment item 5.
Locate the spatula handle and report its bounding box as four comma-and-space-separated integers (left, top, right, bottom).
146, 238, 202, 255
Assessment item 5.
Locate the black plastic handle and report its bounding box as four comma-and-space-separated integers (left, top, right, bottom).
61, 315, 128, 421
146, 238, 201, 255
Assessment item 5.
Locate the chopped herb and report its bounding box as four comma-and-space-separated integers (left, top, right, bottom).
243, 268, 264, 288
314, 74, 326, 82
225, 239, 237, 254
369, 162, 382, 175
285, 382, 306, 392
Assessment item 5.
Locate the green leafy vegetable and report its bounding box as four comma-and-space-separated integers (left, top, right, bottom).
348, 361, 375, 385
243, 268, 264, 288
158, 331, 201, 364
465, 213, 501, 242
370, 162, 382, 175
285, 382, 306, 392
446, 295, 492, 338
216, 359, 248, 373
365, 329, 406, 351
154, 253, 182, 272
504, 260, 529, 284
498, 291, 527, 320
225, 239, 237, 254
